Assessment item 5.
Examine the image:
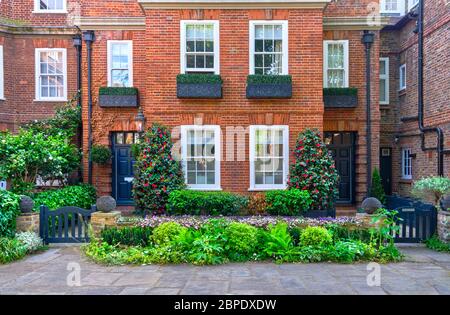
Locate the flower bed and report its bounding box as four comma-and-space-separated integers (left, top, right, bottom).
83, 213, 403, 266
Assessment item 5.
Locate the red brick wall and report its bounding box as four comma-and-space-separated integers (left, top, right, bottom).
380, 0, 450, 196
82, 8, 327, 196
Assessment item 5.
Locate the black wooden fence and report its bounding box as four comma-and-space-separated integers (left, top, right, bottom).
39, 205, 97, 244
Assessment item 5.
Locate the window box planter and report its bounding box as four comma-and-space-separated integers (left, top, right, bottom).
246, 75, 292, 99
323, 88, 358, 108
176, 74, 223, 99
98, 87, 138, 108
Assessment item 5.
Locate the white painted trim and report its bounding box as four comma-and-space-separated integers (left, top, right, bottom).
399, 63, 406, 91
380, 57, 390, 105
139, 0, 331, 9
249, 20, 288, 75
107, 40, 134, 87
249, 125, 289, 191
401, 148, 412, 179
34, 48, 67, 102
180, 20, 220, 74
0, 46, 3, 100
181, 125, 221, 190
323, 40, 349, 88
33, 0, 67, 13
379, 0, 406, 15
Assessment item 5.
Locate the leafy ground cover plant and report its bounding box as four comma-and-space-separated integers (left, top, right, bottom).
15, 232, 44, 252
0, 237, 27, 264
425, 235, 450, 253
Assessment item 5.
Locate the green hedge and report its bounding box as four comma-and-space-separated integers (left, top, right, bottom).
0, 190, 21, 238
247, 75, 292, 84
265, 190, 312, 216
32, 184, 97, 211
99, 87, 138, 96
167, 190, 248, 216
323, 87, 358, 96
176, 74, 223, 84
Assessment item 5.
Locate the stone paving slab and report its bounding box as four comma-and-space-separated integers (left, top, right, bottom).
0, 245, 449, 295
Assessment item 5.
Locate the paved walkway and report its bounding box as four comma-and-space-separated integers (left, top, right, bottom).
0, 245, 449, 295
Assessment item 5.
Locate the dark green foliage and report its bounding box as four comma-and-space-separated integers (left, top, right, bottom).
151, 222, 187, 245
247, 74, 292, 84
31, 184, 97, 211
288, 128, 339, 210
99, 87, 138, 95
0, 190, 21, 238
371, 168, 386, 204
101, 227, 153, 247
323, 87, 358, 96
91, 145, 111, 165
132, 123, 185, 214
0, 237, 27, 264
265, 190, 312, 215
167, 190, 248, 216
176, 74, 223, 84
299, 226, 332, 247
325, 223, 372, 243
224, 222, 258, 261
425, 235, 450, 253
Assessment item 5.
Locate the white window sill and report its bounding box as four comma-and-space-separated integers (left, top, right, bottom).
248, 186, 287, 191
187, 186, 222, 191
34, 98, 68, 102
380, 102, 389, 106
32, 10, 68, 14
0, 98, 5, 101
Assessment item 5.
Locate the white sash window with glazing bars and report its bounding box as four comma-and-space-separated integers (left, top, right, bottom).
323, 40, 349, 88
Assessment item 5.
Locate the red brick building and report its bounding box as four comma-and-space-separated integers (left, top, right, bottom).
1, 0, 449, 214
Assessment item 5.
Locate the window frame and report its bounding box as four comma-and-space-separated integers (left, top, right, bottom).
249, 125, 289, 191
33, 0, 67, 13
180, 20, 220, 75
379, 0, 405, 15
34, 48, 67, 102
323, 40, 349, 88
379, 57, 390, 105
107, 40, 134, 88
0, 45, 3, 100
401, 148, 412, 180
408, 0, 419, 11
249, 20, 289, 75
180, 125, 222, 191
399, 63, 406, 91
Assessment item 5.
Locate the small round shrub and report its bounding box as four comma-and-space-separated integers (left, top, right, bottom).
299, 226, 332, 247
224, 222, 258, 259
151, 222, 187, 245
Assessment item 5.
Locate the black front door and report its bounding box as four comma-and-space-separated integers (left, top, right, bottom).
112, 132, 138, 205
380, 147, 392, 195
325, 132, 356, 204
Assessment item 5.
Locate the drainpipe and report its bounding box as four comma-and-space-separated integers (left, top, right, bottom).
73, 34, 83, 183
83, 31, 95, 185
362, 30, 375, 198
415, 0, 449, 176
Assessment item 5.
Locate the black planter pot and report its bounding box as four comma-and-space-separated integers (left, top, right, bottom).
323, 94, 358, 108
303, 209, 336, 218
177, 83, 222, 99
246, 83, 292, 99
99, 94, 138, 108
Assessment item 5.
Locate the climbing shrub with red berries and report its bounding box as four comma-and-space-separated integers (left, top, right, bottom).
288, 129, 339, 210
132, 123, 185, 214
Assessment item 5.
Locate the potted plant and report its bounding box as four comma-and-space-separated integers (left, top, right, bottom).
412, 176, 450, 242
176, 74, 223, 99
323, 87, 358, 108
246, 74, 292, 99
98, 87, 138, 108
91, 144, 112, 188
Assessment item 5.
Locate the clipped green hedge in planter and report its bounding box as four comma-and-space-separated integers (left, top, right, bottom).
176, 74, 223, 99
98, 87, 138, 108
246, 75, 292, 99
323, 87, 358, 108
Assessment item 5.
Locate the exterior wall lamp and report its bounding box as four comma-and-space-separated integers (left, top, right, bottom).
135, 107, 146, 133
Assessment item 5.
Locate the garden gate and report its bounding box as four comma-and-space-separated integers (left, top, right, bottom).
386, 196, 437, 243
39, 205, 97, 244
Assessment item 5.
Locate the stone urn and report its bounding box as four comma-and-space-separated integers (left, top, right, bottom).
361, 197, 382, 214
19, 195, 34, 213
96, 196, 116, 213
